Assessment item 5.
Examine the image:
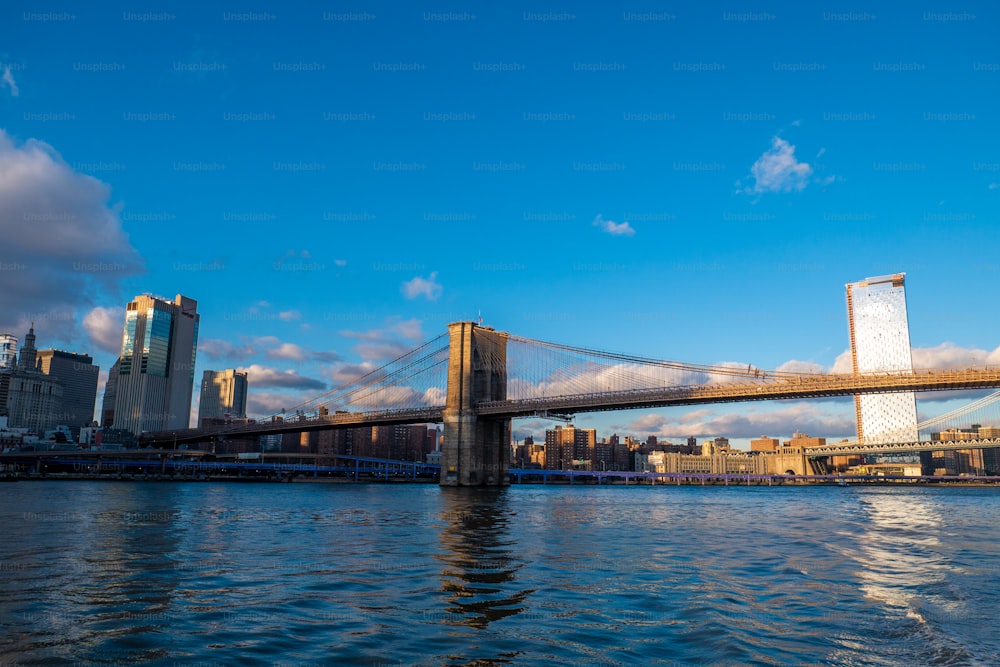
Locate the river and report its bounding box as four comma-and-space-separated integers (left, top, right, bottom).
1, 481, 998, 665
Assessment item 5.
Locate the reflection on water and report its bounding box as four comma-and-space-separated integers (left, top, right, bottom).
847, 488, 1000, 665
3, 483, 186, 662
436, 488, 533, 630
1, 482, 999, 665
855, 488, 946, 617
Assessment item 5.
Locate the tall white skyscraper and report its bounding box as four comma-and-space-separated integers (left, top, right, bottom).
845, 273, 918, 443
197, 369, 248, 425
113, 294, 200, 434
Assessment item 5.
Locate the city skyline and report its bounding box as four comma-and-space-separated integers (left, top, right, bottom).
2, 2, 999, 447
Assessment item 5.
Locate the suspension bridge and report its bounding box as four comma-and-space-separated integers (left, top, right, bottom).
138, 322, 1000, 485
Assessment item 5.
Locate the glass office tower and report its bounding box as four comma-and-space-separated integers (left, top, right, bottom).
113, 294, 199, 434
845, 273, 918, 443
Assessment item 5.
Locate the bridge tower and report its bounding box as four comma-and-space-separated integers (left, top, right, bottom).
441, 322, 510, 486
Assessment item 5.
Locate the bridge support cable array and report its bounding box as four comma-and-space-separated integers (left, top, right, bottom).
269, 332, 451, 419
478, 334, 774, 406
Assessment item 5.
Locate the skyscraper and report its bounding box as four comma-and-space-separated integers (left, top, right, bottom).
197, 369, 248, 425
846, 273, 918, 443
0, 334, 17, 369
113, 294, 200, 434
36, 349, 100, 439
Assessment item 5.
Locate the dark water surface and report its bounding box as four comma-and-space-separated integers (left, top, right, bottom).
1, 481, 998, 665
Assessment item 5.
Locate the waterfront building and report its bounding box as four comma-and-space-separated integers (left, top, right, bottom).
785, 432, 826, 448
846, 273, 918, 443
36, 349, 99, 439
751, 436, 779, 452
846, 462, 923, 477
544, 424, 596, 470
701, 438, 730, 456
113, 294, 200, 434
2, 325, 65, 434
197, 369, 248, 425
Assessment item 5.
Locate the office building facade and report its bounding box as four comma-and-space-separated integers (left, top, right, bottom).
845, 273, 918, 443
198, 369, 248, 425
113, 294, 200, 434
2, 325, 65, 433
36, 349, 99, 439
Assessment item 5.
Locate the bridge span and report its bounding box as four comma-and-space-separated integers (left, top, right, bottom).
139, 322, 1000, 485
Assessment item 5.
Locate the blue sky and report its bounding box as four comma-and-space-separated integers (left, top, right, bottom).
2, 1, 998, 446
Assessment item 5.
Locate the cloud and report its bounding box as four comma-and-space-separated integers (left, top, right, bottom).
911, 342, 990, 369
1, 65, 18, 97
402, 272, 442, 300
776, 359, 826, 375
267, 342, 308, 361
278, 310, 301, 321
829, 349, 854, 374
0, 132, 144, 338
625, 403, 855, 440
744, 136, 813, 194
328, 361, 380, 386
592, 214, 635, 236
237, 363, 327, 390
81, 306, 125, 355
199, 338, 257, 360
199, 335, 339, 364
246, 390, 317, 417
339, 318, 426, 361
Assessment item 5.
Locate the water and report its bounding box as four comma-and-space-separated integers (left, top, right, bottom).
1, 481, 999, 666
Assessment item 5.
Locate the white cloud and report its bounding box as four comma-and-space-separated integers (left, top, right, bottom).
911, 342, 989, 369
237, 363, 327, 390
625, 403, 855, 440
827, 343, 1000, 375
199, 335, 339, 365
776, 359, 826, 375
278, 310, 301, 321
745, 136, 813, 194
0, 131, 143, 336
592, 214, 635, 236
829, 349, 854, 374
267, 342, 308, 361
328, 361, 379, 386
1, 65, 18, 97
82, 306, 124, 355
402, 272, 442, 300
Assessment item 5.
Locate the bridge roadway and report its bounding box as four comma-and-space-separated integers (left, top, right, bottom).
142, 407, 445, 446
141, 366, 1000, 447
803, 437, 1000, 457
476, 366, 1000, 416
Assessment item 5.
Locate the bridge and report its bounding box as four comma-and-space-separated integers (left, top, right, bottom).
138, 322, 1000, 485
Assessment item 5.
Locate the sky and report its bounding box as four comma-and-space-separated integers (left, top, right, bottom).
2, 1, 999, 448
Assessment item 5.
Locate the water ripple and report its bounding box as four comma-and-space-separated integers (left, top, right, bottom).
1, 483, 999, 665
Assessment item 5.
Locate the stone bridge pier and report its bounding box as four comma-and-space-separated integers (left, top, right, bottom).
441, 322, 510, 486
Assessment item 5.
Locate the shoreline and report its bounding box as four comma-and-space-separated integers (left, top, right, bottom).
4, 472, 1000, 487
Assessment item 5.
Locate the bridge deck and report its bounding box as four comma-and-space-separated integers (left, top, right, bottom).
140, 367, 1000, 446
